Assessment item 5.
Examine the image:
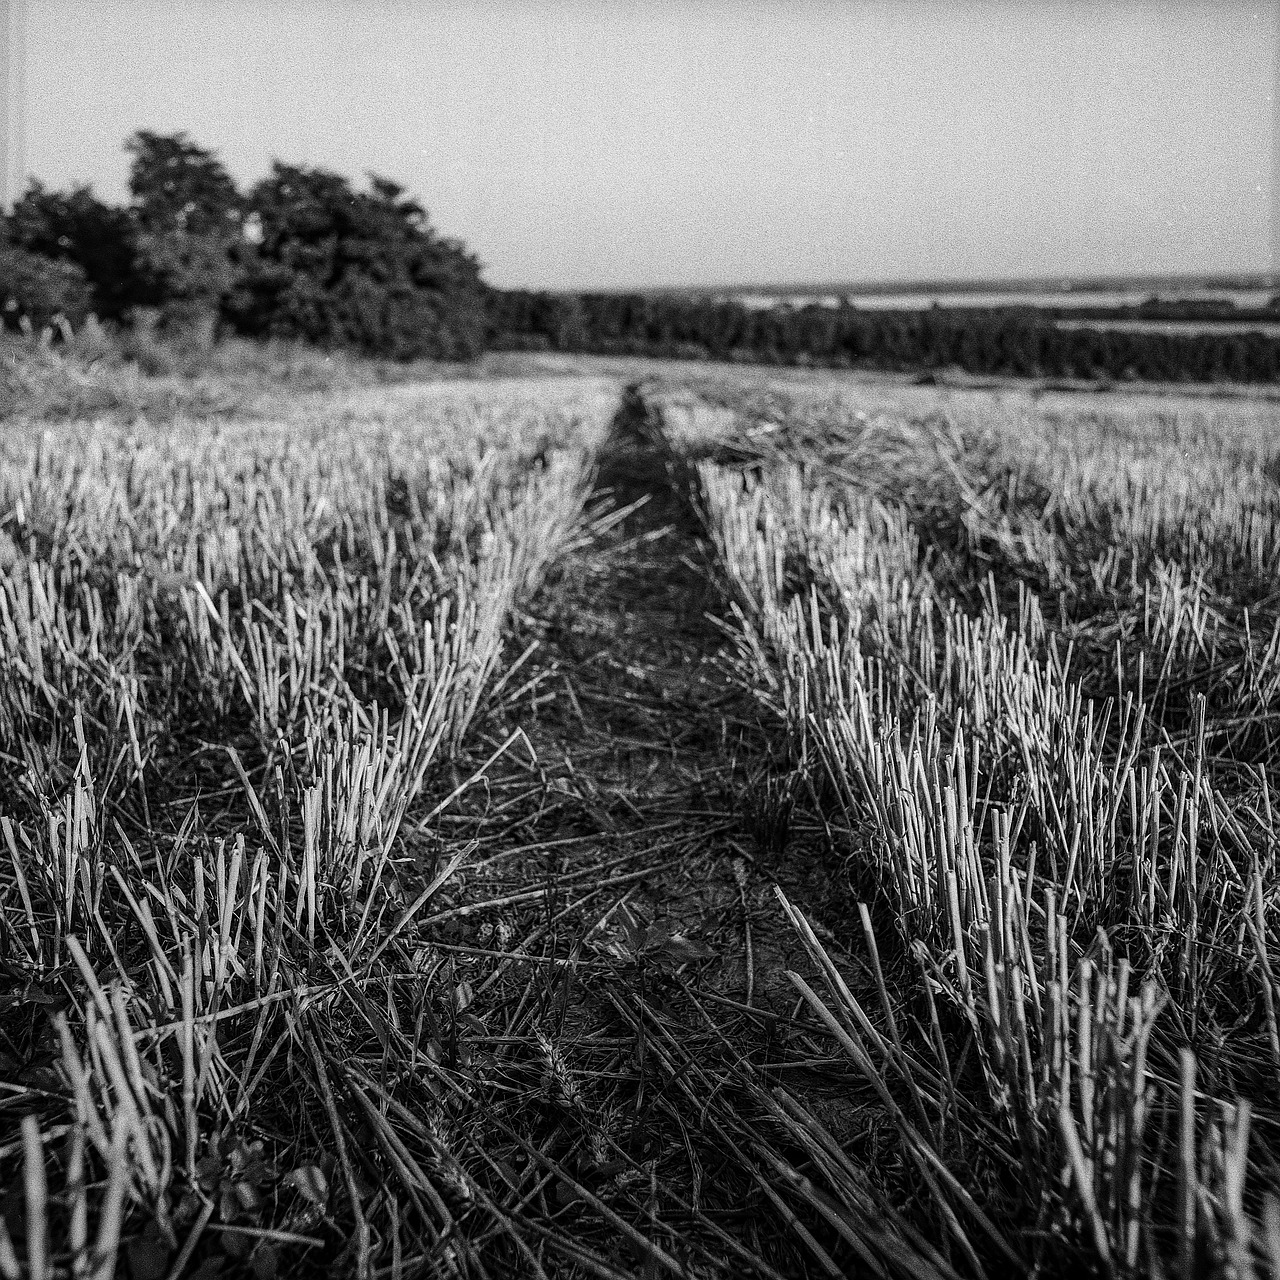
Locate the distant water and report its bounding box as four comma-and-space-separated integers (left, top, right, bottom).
729, 288, 1276, 312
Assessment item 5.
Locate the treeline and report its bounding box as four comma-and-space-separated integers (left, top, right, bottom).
5, 133, 1279, 383
0, 132, 487, 360
1048, 295, 1280, 324
488, 292, 1280, 383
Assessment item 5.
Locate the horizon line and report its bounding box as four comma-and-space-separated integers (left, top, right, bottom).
533, 269, 1280, 299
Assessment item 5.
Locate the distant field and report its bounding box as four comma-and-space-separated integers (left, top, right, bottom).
702, 279, 1277, 313
734, 288, 1277, 312
1055, 317, 1280, 338
3, 345, 1280, 1278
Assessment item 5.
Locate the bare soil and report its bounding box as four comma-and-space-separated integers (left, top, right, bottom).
430, 384, 870, 1275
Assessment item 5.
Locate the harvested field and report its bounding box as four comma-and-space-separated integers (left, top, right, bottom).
3, 361, 1280, 1279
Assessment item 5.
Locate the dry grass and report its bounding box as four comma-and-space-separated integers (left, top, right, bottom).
5, 356, 1280, 1279
0, 375, 620, 1278
696, 374, 1280, 1277
0, 324, 571, 424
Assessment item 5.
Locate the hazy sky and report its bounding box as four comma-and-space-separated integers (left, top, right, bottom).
10, 0, 1277, 289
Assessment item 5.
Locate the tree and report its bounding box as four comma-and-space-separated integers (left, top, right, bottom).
125, 130, 245, 342
126, 130, 243, 237
6, 181, 140, 320
229, 163, 487, 360
0, 233, 94, 332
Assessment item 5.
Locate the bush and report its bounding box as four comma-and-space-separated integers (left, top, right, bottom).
0, 238, 94, 332
7, 182, 140, 321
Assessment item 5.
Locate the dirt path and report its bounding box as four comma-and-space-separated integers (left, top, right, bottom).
433, 384, 864, 1276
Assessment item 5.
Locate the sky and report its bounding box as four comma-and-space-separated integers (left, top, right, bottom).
5, 0, 1277, 291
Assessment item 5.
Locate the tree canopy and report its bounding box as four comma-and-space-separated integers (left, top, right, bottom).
2, 131, 488, 359
229, 163, 486, 359
0, 234, 94, 332
7, 182, 140, 321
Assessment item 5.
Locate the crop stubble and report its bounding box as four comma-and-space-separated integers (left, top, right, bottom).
2, 367, 1280, 1278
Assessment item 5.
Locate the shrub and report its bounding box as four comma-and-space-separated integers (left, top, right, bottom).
0, 237, 94, 332
6, 181, 140, 321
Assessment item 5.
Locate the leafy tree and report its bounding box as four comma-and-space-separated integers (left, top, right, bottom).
0, 233, 93, 332
126, 130, 243, 237
125, 130, 245, 341
6, 181, 140, 320
230, 163, 486, 360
